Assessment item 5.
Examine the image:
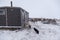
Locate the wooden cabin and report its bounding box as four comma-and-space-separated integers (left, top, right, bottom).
0, 1, 29, 29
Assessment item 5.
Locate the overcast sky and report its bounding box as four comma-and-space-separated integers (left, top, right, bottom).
0, 0, 60, 19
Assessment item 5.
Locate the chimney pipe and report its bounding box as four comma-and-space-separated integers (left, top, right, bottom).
11, 1, 13, 7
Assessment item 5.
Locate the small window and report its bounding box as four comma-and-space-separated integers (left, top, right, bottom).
0, 9, 5, 15
0, 11, 3, 14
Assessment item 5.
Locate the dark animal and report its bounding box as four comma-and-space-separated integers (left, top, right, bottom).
34, 28, 39, 34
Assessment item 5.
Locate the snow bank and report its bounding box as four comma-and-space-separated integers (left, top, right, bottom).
0, 21, 60, 40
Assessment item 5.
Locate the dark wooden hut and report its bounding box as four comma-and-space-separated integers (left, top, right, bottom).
0, 1, 29, 29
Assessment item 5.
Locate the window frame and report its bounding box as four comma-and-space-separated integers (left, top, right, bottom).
0, 9, 5, 15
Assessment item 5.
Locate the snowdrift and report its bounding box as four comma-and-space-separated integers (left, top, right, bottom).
0, 21, 60, 40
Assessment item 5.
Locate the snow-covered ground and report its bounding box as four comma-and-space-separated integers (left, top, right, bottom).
0, 21, 60, 40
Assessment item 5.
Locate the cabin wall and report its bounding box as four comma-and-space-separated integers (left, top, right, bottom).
0, 9, 6, 26
0, 7, 29, 28
24, 11, 29, 26
20, 9, 25, 27
20, 9, 29, 27
7, 8, 21, 26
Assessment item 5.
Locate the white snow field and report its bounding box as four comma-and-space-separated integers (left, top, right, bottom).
0, 21, 60, 40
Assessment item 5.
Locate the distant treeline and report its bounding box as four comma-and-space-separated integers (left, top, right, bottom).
29, 18, 59, 24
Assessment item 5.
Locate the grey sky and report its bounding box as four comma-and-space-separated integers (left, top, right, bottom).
0, 0, 60, 19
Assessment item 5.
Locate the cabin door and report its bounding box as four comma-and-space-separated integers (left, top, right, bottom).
7, 8, 21, 26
